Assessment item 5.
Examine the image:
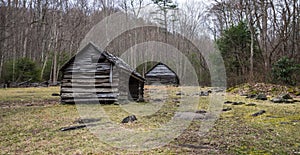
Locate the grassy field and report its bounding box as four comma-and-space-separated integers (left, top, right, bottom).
0, 86, 299, 154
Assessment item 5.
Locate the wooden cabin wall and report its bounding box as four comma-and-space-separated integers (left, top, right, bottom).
60, 46, 119, 104
118, 70, 130, 101
145, 64, 179, 86
118, 70, 145, 102
146, 76, 178, 85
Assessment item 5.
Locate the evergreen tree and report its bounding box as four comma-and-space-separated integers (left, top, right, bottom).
216, 21, 252, 84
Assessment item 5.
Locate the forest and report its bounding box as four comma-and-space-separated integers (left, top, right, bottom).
0, 0, 299, 86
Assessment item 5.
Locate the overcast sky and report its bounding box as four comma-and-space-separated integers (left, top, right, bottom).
176, 0, 213, 5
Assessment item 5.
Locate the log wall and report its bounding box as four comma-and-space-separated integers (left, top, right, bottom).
145, 63, 179, 86
60, 45, 119, 104
60, 43, 145, 104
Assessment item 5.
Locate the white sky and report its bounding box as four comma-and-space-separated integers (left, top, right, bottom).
175, 0, 213, 5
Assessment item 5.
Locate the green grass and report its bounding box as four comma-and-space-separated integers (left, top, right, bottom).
0, 87, 59, 107
0, 86, 300, 154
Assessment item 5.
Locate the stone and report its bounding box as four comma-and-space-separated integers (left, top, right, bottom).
222, 107, 232, 112
121, 115, 137, 123
256, 94, 267, 100
252, 110, 266, 116
52, 93, 60, 96
196, 110, 207, 114
232, 102, 245, 105
271, 97, 283, 103
224, 101, 233, 104
281, 93, 292, 99
246, 103, 256, 106
271, 95, 295, 104
284, 99, 295, 103
199, 91, 209, 96
153, 98, 163, 102
246, 94, 257, 99
173, 99, 180, 103
176, 91, 183, 96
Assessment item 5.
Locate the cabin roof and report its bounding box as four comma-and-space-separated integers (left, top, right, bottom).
145, 62, 178, 77
60, 42, 144, 81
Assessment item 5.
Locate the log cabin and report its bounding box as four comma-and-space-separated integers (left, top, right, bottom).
60, 42, 145, 104
145, 62, 179, 86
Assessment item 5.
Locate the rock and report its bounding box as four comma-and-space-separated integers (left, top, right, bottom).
256, 94, 267, 100
280, 122, 290, 125
271, 97, 283, 103
222, 107, 232, 112
252, 110, 266, 116
153, 98, 163, 102
246, 94, 257, 99
224, 101, 233, 104
195, 110, 207, 114
284, 99, 295, 103
281, 93, 292, 99
52, 93, 60, 96
246, 103, 256, 106
212, 87, 225, 93
232, 102, 245, 105
271, 95, 295, 104
199, 91, 209, 96
240, 94, 248, 97
294, 99, 300, 103
30, 83, 39, 87
173, 99, 180, 103
121, 115, 137, 123
176, 92, 183, 96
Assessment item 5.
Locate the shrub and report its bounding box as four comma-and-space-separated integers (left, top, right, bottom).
271, 57, 299, 86
2, 58, 41, 82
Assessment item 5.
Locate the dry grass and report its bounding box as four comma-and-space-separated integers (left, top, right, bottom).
0, 86, 299, 154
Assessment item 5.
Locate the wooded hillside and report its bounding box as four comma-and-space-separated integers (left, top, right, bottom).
0, 0, 299, 86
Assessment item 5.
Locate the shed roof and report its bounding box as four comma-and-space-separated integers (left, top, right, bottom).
145, 62, 177, 77
60, 42, 144, 81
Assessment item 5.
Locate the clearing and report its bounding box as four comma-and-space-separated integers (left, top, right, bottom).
0, 86, 299, 154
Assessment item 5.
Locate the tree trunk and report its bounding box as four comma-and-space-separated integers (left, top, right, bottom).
40, 54, 48, 80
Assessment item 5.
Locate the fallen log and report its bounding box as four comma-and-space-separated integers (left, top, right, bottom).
60, 125, 86, 131
252, 110, 266, 117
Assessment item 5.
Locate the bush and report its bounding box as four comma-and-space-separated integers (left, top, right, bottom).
2, 58, 41, 82
271, 57, 299, 86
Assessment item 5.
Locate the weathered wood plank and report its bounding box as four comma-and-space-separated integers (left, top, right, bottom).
61, 88, 118, 93
64, 69, 111, 74
61, 93, 118, 98
61, 78, 119, 84
61, 98, 118, 103
63, 74, 118, 79
61, 82, 118, 88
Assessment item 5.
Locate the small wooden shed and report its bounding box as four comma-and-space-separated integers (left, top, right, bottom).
145, 62, 179, 86
60, 42, 145, 104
